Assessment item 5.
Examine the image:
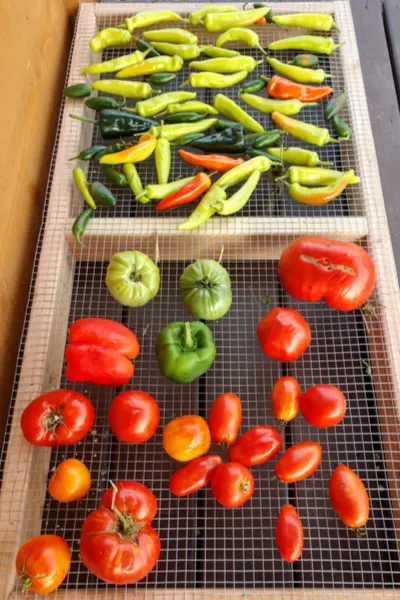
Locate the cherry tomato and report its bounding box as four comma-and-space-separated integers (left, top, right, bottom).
209, 392, 242, 445
257, 307, 311, 362
329, 463, 369, 529
228, 426, 282, 466
278, 236, 375, 311
170, 454, 223, 497
80, 508, 160, 584
101, 481, 157, 524
48, 458, 91, 502
16, 535, 70, 595
108, 390, 160, 443
276, 504, 303, 563
211, 462, 254, 508
274, 441, 322, 483
300, 384, 346, 428
271, 376, 302, 424
163, 415, 211, 462
20, 389, 95, 446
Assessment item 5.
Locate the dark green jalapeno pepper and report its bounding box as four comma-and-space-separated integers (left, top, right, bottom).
95, 142, 127, 160
332, 115, 352, 141
170, 133, 206, 146
135, 39, 161, 57
69, 145, 107, 161
253, 130, 282, 149
85, 96, 124, 110
191, 128, 246, 153
214, 119, 244, 132
239, 78, 266, 94
148, 73, 177, 85
88, 182, 117, 207
290, 54, 319, 69
72, 208, 93, 246
325, 91, 347, 121
164, 112, 204, 124
101, 165, 129, 186
63, 83, 92, 98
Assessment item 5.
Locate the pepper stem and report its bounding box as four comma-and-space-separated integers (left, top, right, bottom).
150, 88, 162, 95
325, 74, 332, 79
183, 322, 196, 350
69, 114, 98, 126
257, 44, 268, 56
260, 76, 271, 84
319, 160, 334, 166
180, 80, 189, 88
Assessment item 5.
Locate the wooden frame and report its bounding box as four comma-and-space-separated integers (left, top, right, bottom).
2, 2, 400, 598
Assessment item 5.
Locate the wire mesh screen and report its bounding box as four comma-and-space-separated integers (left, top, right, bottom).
1, 2, 400, 599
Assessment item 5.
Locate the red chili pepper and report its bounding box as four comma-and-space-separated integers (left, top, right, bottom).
156, 172, 211, 211
178, 149, 244, 173
265, 75, 333, 103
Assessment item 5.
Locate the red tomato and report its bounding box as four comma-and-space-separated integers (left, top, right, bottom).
108, 390, 160, 443
271, 376, 301, 423
69, 318, 140, 359
278, 236, 375, 311
20, 389, 95, 446
65, 344, 134, 386
228, 426, 282, 466
80, 508, 160, 584
300, 384, 346, 428
163, 415, 211, 462
211, 462, 254, 508
276, 504, 304, 563
16, 535, 70, 595
275, 441, 322, 483
329, 463, 369, 529
257, 307, 311, 362
48, 458, 91, 502
101, 481, 157, 523
209, 392, 242, 445
170, 454, 223, 497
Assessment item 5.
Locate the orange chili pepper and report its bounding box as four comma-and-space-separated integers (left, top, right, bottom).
156, 172, 211, 211
178, 149, 244, 173
264, 75, 333, 103
285, 172, 353, 205
99, 134, 156, 165
254, 16, 266, 24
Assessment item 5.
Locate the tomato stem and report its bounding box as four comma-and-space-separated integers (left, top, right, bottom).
110, 480, 141, 544
42, 410, 63, 433
20, 576, 32, 592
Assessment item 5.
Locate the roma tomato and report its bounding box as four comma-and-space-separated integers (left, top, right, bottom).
276, 505, 303, 563
16, 535, 70, 595
20, 389, 95, 446
228, 426, 282, 466
329, 463, 369, 529
80, 508, 160, 584
257, 308, 311, 362
271, 376, 301, 424
278, 236, 375, 311
69, 318, 140, 359
108, 390, 160, 443
274, 441, 322, 483
209, 392, 242, 445
211, 462, 254, 508
101, 481, 157, 524
300, 384, 346, 428
163, 415, 211, 462
48, 458, 91, 502
170, 454, 223, 497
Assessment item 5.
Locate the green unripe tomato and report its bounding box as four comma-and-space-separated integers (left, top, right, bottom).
106, 251, 160, 307
179, 259, 232, 320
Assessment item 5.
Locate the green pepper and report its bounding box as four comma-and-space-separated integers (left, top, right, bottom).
325, 91, 347, 121
170, 133, 206, 146
214, 169, 261, 216
101, 165, 129, 187
139, 177, 195, 201
125, 11, 185, 33
214, 94, 264, 133
122, 163, 150, 204
253, 131, 281, 149
269, 36, 343, 55
178, 186, 226, 230
164, 112, 204, 124
88, 182, 117, 207
239, 93, 318, 116
95, 142, 127, 159
81, 50, 147, 75
148, 73, 177, 85
72, 208, 93, 246
156, 321, 216, 383
91, 80, 158, 99
272, 13, 339, 32
216, 27, 267, 55
155, 122, 171, 185
150, 118, 217, 141
332, 115, 352, 141
136, 39, 161, 58
85, 96, 124, 111
135, 91, 196, 117
268, 147, 333, 167
239, 78, 266, 94
189, 56, 262, 74
73, 168, 96, 209
63, 83, 92, 98
183, 71, 248, 89
149, 42, 201, 60
191, 128, 246, 153
290, 54, 319, 69
179, 260, 232, 320
189, 5, 239, 26
89, 28, 132, 53
204, 8, 270, 32
266, 57, 331, 84
217, 155, 271, 189
163, 101, 218, 115
215, 120, 244, 132
201, 46, 239, 58
144, 28, 198, 45
69, 145, 107, 161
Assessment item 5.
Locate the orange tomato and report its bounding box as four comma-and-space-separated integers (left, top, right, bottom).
163, 415, 211, 462
271, 376, 301, 424
16, 535, 70, 595
48, 458, 91, 502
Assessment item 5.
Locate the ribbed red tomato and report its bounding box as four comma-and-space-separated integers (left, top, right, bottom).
271, 376, 302, 424
101, 481, 157, 524
257, 307, 311, 362
209, 392, 242, 445
278, 237, 375, 311
228, 426, 282, 466
170, 454, 223, 497
300, 384, 346, 428
274, 441, 322, 483
329, 463, 369, 529
211, 462, 254, 508
276, 504, 304, 563
108, 390, 160, 443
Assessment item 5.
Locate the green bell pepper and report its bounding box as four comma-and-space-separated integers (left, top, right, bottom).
156, 321, 216, 383
179, 259, 232, 320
